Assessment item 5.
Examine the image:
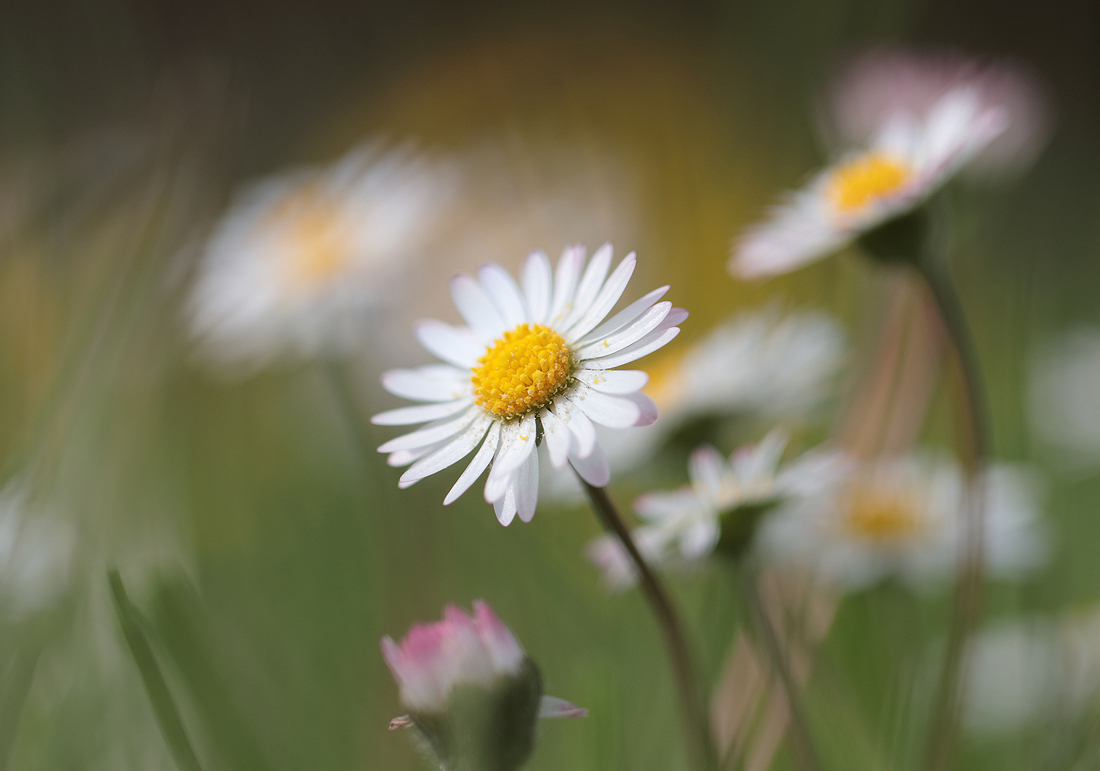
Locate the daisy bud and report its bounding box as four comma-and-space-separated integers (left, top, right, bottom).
382, 601, 586, 771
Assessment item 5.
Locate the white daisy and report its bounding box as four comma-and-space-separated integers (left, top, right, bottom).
0, 484, 74, 619
587, 430, 847, 590
186, 143, 458, 372
730, 84, 1009, 279
760, 455, 1049, 591
1029, 327, 1100, 468
372, 244, 685, 525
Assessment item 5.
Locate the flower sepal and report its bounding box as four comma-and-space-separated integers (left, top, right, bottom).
403, 657, 544, 771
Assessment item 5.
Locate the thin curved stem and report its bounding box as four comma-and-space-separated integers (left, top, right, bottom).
737, 563, 821, 771
579, 478, 717, 771
918, 256, 990, 771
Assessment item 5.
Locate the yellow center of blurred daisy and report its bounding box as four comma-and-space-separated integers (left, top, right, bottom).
826, 152, 912, 215
471, 324, 573, 419
843, 485, 925, 541
284, 207, 350, 288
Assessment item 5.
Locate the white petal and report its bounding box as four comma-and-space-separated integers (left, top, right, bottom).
479, 263, 528, 328
398, 415, 492, 488
539, 408, 570, 469
522, 251, 553, 324
515, 450, 539, 523
415, 321, 483, 369
565, 253, 636, 341
538, 696, 588, 719
377, 409, 478, 453
386, 444, 439, 467
555, 399, 596, 458
494, 485, 518, 526
451, 274, 506, 342
445, 422, 502, 504
484, 415, 537, 502
587, 326, 681, 370
730, 192, 845, 279
372, 398, 473, 426
381, 366, 470, 402
575, 368, 648, 394
681, 520, 720, 559
624, 391, 658, 426
549, 245, 585, 325
576, 302, 672, 361
577, 286, 669, 346
569, 442, 610, 487
574, 387, 642, 429
562, 243, 612, 330
689, 445, 726, 493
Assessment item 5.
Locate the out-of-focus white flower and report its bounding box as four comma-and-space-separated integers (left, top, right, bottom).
761, 455, 1049, 591
587, 431, 848, 591
1030, 327, 1100, 467
0, 485, 74, 619
187, 143, 459, 372
382, 602, 585, 770
731, 74, 1011, 278
372, 244, 683, 526
542, 309, 846, 501
829, 49, 1050, 178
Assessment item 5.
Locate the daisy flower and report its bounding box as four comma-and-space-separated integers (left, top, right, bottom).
382, 601, 585, 770
1029, 327, 1100, 467
0, 483, 74, 619
760, 455, 1049, 591
372, 244, 684, 525
731, 65, 1015, 279
187, 143, 458, 372
587, 430, 847, 591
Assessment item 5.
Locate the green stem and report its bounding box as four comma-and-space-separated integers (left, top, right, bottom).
917, 255, 989, 771
579, 478, 717, 771
737, 562, 821, 771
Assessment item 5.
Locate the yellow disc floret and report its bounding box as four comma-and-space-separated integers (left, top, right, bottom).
826, 152, 912, 215
472, 324, 573, 419
269, 187, 352, 292
841, 482, 926, 542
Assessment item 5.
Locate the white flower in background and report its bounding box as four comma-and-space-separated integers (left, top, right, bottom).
541, 309, 846, 499
0, 485, 74, 618
829, 49, 1050, 178
587, 431, 847, 591
761, 455, 1049, 591
187, 143, 459, 372
1030, 327, 1100, 467
731, 73, 1011, 278
382, 601, 585, 771
372, 244, 684, 525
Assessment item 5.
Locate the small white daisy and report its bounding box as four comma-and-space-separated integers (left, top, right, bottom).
1029, 327, 1100, 468
760, 455, 1049, 591
372, 244, 685, 525
731, 83, 1009, 279
0, 484, 74, 619
587, 430, 847, 590
186, 143, 458, 372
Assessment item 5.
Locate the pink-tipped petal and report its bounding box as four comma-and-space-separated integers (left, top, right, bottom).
538, 696, 589, 719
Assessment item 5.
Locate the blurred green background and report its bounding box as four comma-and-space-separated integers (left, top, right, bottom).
2, 0, 1100, 769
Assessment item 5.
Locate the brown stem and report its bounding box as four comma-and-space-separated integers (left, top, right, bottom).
580, 478, 717, 771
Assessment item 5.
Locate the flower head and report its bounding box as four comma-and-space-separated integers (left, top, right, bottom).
382, 601, 585, 771
760, 455, 1049, 591
587, 430, 846, 590
187, 143, 458, 372
373, 244, 684, 525
730, 52, 1040, 279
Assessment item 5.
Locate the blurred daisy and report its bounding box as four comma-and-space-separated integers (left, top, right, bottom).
0, 484, 74, 619
731, 61, 1016, 278
761, 455, 1048, 591
187, 143, 458, 372
372, 244, 684, 525
1029, 327, 1100, 467
587, 430, 847, 591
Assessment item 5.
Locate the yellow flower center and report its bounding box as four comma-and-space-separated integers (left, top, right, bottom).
842, 484, 925, 542
826, 152, 912, 215
471, 324, 573, 419
268, 187, 352, 292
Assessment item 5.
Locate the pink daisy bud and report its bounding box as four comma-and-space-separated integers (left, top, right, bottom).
382, 601, 585, 771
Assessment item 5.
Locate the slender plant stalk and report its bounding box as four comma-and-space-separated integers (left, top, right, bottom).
917, 255, 990, 771
579, 478, 717, 771
737, 563, 821, 771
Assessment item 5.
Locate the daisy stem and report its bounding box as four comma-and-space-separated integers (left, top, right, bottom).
917, 253, 989, 771
579, 479, 718, 771
737, 562, 821, 771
